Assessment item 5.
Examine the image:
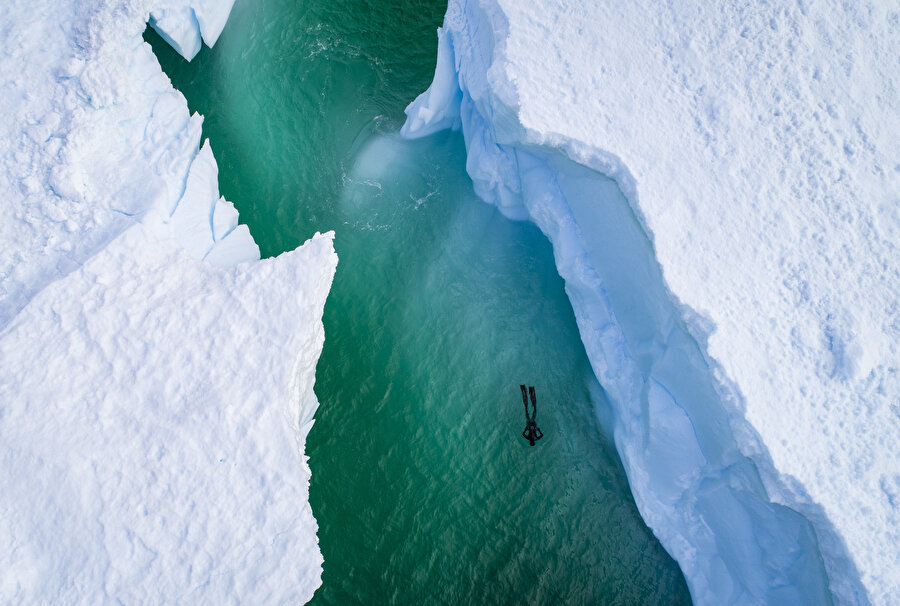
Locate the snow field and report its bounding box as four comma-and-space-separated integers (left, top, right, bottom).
0, 226, 334, 604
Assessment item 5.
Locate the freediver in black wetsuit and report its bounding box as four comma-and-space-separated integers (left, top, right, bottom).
521, 384, 543, 446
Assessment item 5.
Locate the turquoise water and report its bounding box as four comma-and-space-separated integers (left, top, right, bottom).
145, 1, 691, 603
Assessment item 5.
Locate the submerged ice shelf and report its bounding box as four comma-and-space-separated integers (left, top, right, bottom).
403, 0, 899, 604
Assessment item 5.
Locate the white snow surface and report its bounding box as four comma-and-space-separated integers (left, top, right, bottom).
1, 0, 335, 603
404, 1, 899, 605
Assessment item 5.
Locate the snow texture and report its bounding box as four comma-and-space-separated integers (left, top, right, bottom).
0, 0, 336, 603
403, 1, 899, 605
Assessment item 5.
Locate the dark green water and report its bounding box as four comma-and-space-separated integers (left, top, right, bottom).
145, 1, 691, 603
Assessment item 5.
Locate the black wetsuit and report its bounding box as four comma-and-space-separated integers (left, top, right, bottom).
521, 385, 543, 446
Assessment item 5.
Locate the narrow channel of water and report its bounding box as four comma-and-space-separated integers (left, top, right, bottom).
145, 0, 691, 603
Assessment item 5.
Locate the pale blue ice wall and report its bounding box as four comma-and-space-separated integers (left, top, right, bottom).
401, 1, 869, 604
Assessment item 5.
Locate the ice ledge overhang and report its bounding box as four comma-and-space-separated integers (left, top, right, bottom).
400, 2, 869, 604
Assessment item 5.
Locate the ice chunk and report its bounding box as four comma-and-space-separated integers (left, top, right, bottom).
148, 0, 236, 60
212, 196, 239, 241
205, 224, 260, 266
149, 6, 202, 62
400, 28, 462, 138
168, 138, 217, 259
168, 138, 258, 265
191, 0, 237, 47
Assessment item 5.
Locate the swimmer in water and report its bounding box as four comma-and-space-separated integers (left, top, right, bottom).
521, 384, 543, 446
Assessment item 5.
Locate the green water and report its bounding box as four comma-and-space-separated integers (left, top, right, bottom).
145, 1, 691, 603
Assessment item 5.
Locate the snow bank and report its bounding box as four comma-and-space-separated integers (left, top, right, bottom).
1, 0, 335, 602
403, 1, 899, 604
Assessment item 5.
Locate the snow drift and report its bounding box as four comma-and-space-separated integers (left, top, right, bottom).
403, 1, 899, 604
0, 0, 335, 602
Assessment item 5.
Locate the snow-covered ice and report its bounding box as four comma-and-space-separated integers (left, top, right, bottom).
404, 1, 899, 604
0, 226, 334, 603
5, 0, 898, 601
1, 0, 335, 602
148, 0, 236, 62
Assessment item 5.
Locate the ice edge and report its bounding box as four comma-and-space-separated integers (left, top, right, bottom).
401, 3, 869, 605
141, 3, 332, 597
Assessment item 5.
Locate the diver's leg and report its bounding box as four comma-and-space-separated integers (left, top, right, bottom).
521, 384, 530, 419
